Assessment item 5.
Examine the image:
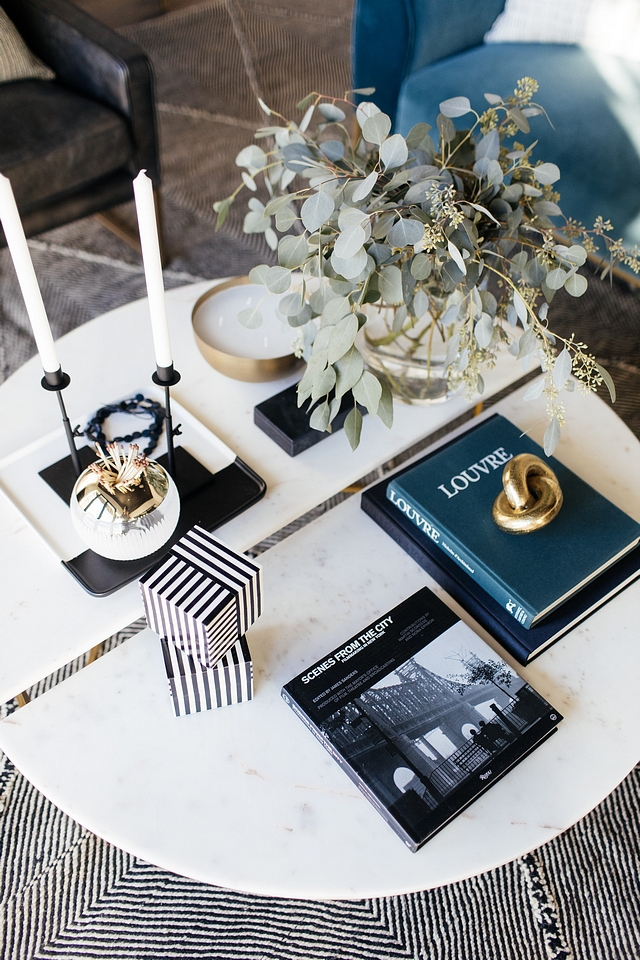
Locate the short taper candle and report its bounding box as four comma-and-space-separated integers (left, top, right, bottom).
133, 170, 173, 369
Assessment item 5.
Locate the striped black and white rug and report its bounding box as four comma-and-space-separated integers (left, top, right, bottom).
1, 2, 640, 957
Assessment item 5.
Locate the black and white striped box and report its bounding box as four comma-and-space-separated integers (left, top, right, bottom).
160, 635, 253, 717
140, 525, 262, 667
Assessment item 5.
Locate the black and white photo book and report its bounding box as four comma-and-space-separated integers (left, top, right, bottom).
282, 587, 562, 852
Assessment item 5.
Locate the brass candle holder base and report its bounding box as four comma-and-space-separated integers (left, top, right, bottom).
492, 453, 563, 534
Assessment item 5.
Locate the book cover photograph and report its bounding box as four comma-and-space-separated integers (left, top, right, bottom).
386, 415, 640, 629
282, 588, 562, 852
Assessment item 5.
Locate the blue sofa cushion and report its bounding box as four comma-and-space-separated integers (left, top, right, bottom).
396, 43, 640, 246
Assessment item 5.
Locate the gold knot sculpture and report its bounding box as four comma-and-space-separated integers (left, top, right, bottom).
492, 453, 563, 534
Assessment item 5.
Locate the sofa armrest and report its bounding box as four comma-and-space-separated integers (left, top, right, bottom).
352, 0, 506, 124
1, 0, 159, 182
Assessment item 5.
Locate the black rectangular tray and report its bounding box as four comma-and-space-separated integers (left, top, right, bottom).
39, 445, 266, 597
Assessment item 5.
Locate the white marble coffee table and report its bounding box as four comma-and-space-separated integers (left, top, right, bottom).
0, 281, 527, 704
1, 384, 638, 899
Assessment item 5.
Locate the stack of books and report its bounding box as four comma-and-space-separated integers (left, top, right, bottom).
140, 524, 262, 716
361, 414, 640, 664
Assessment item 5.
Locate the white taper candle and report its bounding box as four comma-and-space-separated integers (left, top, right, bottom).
0, 173, 60, 374
133, 170, 173, 369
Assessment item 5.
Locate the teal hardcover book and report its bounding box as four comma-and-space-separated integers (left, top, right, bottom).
386, 415, 640, 628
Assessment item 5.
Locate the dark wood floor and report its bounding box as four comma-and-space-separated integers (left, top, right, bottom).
74, 0, 201, 28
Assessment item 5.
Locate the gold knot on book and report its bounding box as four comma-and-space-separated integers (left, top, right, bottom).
492, 454, 563, 534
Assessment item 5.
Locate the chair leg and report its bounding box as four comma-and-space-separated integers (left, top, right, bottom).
94, 187, 167, 267
94, 210, 142, 254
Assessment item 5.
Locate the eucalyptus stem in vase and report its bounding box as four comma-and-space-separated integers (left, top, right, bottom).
215, 79, 638, 452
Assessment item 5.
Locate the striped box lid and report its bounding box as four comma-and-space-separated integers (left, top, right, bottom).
140, 525, 262, 668
160, 635, 253, 717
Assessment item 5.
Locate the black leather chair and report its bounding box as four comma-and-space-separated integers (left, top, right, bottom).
0, 0, 159, 245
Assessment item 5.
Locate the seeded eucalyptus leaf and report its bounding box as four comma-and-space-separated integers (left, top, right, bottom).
264, 194, 302, 216
378, 264, 403, 304
351, 86, 376, 95
362, 112, 392, 145
437, 113, 456, 143
213, 197, 231, 230
235, 145, 267, 171
508, 107, 530, 133
517, 327, 537, 359
372, 211, 396, 240
545, 268, 566, 290
380, 134, 408, 170
243, 210, 271, 233
275, 205, 298, 231
322, 296, 351, 325
331, 246, 368, 280
387, 218, 424, 248
376, 381, 393, 428
356, 101, 381, 129
401, 262, 416, 305
328, 394, 342, 423
264, 266, 292, 294
534, 162, 560, 185
596, 362, 616, 403
564, 272, 588, 297
311, 363, 337, 400
523, 377, 545, 401
334, 346, 364, 399
319, 140, 345, 162
474, 312, 494, 348
352, 171, 378, 202
484, 92, 502, 105
524, 256, 547, 286
279, 292, 303, 316
237, 306, 262, 328
392, 304, 407, 332
553, 347, 573, 390
334, 223, 367, 259
405, 179, 438, 204
300, 191, 335, 233
318, 103, 346, 122
413, 289, 429, 319
410, 253, 432, 280
447, 240, 467, 276
534, 200, 563, 218
309, 400, 331, 432
369, 242, 392, 265
475, 128, 500, 162
344, 405, 363, 450
278, 234, 310, 269
544, 416, 561, 456
352, 370, 382, 416
405, 122, 432, 149
282, 142, 314, 171
441, 259, 465, 291
327, 314, 359, 364
288, 303, 312, 326
248, 264, 270, 285
439, 96, 472, 118
556, 244, 588, 266
513, 289, 529, 324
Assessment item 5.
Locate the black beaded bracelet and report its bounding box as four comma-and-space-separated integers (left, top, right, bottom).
85, 395, 165, 456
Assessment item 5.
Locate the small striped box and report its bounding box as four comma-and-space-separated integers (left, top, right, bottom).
160, 635, 253, 716
140, 525, 262, 667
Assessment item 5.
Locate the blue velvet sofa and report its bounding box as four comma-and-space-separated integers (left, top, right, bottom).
352, 0, 640, 249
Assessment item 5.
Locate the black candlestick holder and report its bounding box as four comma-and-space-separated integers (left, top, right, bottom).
40, 367, 82, 478
151, 363, 182, 478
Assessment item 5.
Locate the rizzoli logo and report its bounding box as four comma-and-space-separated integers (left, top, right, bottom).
437, 446, 513, 498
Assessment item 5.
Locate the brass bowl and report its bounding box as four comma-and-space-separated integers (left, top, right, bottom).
192, 277, 304, 382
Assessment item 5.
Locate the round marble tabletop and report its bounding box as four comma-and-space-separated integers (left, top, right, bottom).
0, 281, 526, 704
1, 384, 639, 899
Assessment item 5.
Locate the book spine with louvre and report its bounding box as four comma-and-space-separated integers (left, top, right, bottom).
386, 482, 536, 627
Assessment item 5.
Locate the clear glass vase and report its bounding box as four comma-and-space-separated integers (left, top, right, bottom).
358, 302, 463, 405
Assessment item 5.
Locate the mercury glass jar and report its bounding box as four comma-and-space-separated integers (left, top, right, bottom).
70, 458, 180, 561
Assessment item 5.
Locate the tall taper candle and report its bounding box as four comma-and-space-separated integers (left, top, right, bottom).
0, 173, 60, 373
133, 170, 173, 369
